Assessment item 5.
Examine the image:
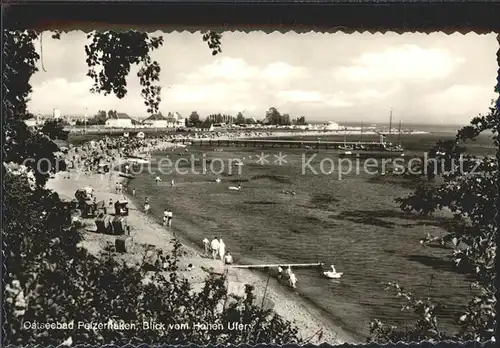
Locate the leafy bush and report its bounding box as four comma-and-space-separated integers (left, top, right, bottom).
3, 175, 301, 345
369, 100, 498, 342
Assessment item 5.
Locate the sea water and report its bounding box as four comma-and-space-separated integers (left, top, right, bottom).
126, 137, 480, 339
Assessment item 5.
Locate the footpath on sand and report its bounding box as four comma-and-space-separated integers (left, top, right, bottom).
47, 169, 361, 344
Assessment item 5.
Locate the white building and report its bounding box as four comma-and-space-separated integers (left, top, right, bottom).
142, 114, 169, 128
105, 113, 136, 128
321, 121, 340, 130
24, 114, 44, 128
171, 112, 187, 127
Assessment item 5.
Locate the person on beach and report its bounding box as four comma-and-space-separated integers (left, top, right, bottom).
210, 237, 220, 260
289, 271, 297, 289
115, 182, 119, 194
163, 209, 169, 226
203, 238, 210, 256
155, 176, 162, 184
144, 197, 151, 214
277, 266, 283, 279
218, 239, 226, 261
118, 183, 123, 194
171, 179, 175, 187
224, 252, 233, 265
167, 210, 173, 227
132, 188, 136, 196
109, 198, 113, 207
284, 266, 297, 288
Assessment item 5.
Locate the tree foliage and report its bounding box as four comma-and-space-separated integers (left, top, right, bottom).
40, 119, 69, 140
369, 99, 498, 342
85, 32, 163, 114
75, 110, 109, 126
3, 171, 301, 345
3, 116, 67, 186
188, 111, 202, 127
206, 113, 236, 125
292, 116, 307, 126
2, 29, 222, 183
236, 112, 246, 125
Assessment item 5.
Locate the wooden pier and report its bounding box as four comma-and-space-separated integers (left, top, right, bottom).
187, 138, 386, 150
230, 262, 324, 269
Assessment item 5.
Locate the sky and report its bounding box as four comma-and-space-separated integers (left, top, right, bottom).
28, 31, 498, 124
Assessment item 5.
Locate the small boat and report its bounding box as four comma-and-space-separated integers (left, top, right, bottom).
125, 154, 150, 163
228, 184, 242, 191
382, 143, 404, 152
323, 265, 343, 279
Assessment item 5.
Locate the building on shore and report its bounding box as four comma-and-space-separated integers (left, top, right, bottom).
171, 112, 188, 128
169, 112, 188, 128
105, 113, 138, 128
140, 111, 187, 129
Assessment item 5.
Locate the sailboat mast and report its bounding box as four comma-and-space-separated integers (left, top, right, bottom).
360, 121, 363, 142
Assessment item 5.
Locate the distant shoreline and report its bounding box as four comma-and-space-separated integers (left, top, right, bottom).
65, 126, 432, 136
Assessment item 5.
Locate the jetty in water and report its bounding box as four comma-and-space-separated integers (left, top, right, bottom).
230, 262, 324, 269
184, 138, 389, 150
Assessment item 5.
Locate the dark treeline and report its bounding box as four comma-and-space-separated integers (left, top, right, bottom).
186, 107, 308, 128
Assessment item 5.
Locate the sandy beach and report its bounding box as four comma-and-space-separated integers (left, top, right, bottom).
47, 140, 361, 344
